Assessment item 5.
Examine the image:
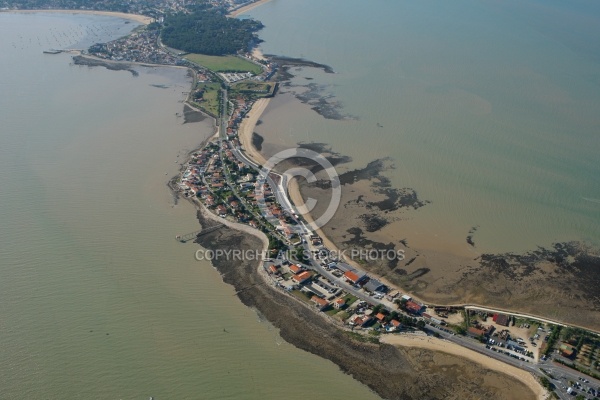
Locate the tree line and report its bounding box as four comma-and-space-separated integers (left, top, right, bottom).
161, 7, 263, 56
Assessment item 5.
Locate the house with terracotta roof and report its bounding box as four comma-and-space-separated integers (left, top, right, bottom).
292, 271, 312, 284
334, 298, 346, 309
559, 343, 576, 358
216, 205, 228, 217
375, 312, 386, 322
289, 264, 303, 274
268, 265, 280, 275
349, 315, 373, 328
405, 301, 424, 314
390, 319, 402, 330
344, 270, 367, 285
311, 296, 329, 311
467, 327, 486, 338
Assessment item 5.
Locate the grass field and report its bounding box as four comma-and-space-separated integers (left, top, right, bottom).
232, 81, 272, 92
185, 54, 262, 74
192, 82, 221, 117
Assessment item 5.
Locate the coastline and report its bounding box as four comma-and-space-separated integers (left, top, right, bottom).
228, 0, 274, 17
238, 97, 270, 165
380, 335, 546, 400
187, 91, 544, 400
1, 9, 153, 24
191, 207, 540, 400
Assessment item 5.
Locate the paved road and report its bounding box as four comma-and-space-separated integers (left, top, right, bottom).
219, 92, 600, 400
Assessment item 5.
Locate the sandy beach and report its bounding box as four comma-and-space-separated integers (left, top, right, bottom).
228, 0, 274, 17
2, 9, 153, 24
238, 97, 271, 165
381, 335, 546, 400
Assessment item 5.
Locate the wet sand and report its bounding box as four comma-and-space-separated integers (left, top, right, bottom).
238, 97, 270, 165
250, 87, 600, 330
2, 9, 153, 24
381, 335, 545, 400
228, 0, 274, 17
193, 207, 540, 400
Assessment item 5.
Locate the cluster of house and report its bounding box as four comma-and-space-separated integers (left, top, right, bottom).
178, 97, 301, 247
88, 29, 182, 65
267, 262, 405, 333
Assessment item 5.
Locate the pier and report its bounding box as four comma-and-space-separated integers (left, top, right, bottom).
176, 224, 224, 243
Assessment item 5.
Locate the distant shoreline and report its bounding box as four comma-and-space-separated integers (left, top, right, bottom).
1, 9, 153, 24
228, 0, 274, 17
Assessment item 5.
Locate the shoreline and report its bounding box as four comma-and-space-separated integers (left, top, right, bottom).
228, 0, 274, 17
180, 91, 545, 399
191, 205, 540, 400
380, 335, 546, 400
1, 9, 153, 24
237, 97, 271, 165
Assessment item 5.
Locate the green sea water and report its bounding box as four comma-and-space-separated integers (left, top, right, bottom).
244, 0, 600, 255
0, 13, 380, 400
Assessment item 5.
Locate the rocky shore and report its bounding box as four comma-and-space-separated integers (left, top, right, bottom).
72, 55, 139, 76
193, 210, 537, 400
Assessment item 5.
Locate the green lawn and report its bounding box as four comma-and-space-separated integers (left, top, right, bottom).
185, 54, 263, 74
192, 82, 221, 117
342, 294, 358, 306
291, 289, 312, 304
325, 308, 339, 316
232, 81, 272, 92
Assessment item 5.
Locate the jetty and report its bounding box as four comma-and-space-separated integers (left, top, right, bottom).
176, 224, 224, 243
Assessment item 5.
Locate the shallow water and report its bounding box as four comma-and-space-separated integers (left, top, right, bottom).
244, 0, 600, 255
0, 12, 380, 399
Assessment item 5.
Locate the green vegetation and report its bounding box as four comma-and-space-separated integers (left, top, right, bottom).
334, 311, 349, 321
290, 290, 312, 303
544, 325, 562, 356
186, 54, 263, 74
191, 82, 221, 117
346, 331, 379, 344
325, 308, 339, 316
539, 376, 554, 391
341, 294, 358, 306
162, 8, 263, 56
232, 81, 272, 92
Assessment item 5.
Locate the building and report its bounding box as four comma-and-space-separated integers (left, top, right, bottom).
364, 278, 386, 293
292, 271, 312, 284
289, 264, 303, 274
334, 298, 346, 309
405, 301, 424, 314
311, 296, 329, 311
467, 327, 486, 337
493, 313, 510, 326
344, 270, 367, 285
559, 343, 576, 358
349, 315, 373, 327
268, 265, 279, 275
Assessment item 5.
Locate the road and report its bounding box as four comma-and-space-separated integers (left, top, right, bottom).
209, 86, 600, 400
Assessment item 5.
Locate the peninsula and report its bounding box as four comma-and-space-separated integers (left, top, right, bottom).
4, 0, 599, 399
